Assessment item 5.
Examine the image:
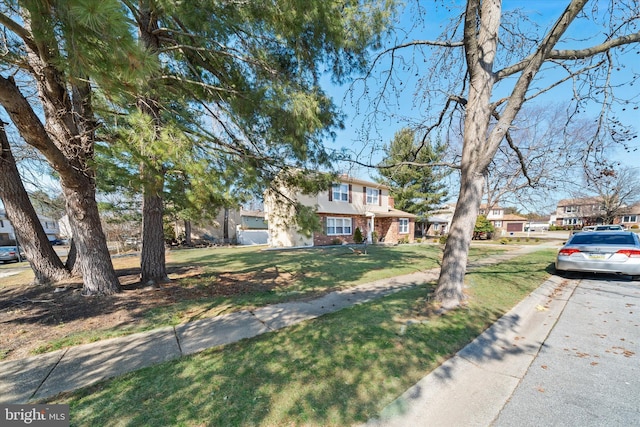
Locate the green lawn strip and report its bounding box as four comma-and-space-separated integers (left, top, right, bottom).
53, 249, 555, 427
34, 245, 507, 355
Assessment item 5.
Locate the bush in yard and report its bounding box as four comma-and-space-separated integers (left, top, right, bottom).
354, 227, 364, 244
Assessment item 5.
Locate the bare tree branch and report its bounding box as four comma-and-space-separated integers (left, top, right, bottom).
496, 31, 640, 80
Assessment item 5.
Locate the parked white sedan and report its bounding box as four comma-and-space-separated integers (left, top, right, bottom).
555, 231, 640, 279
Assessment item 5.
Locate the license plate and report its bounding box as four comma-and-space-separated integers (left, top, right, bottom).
588, 254, 606, 260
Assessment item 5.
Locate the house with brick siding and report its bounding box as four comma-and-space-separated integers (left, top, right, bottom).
554, 197, 640, 229
478, 204, 527, 233
264, 174, 416, 247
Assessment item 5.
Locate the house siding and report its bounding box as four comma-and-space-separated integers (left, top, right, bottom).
265, 175, 416, 247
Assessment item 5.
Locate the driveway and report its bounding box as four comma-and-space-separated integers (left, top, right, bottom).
494, 275, 640, 426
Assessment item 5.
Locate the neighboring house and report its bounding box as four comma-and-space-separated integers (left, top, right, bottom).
0, 211, 13, 243
555, 197, 604, 227
499, 214, 528, 233
264, 175, 416, 247
0, 210, 60, 244
478, 204, 527, 233
424, 203, 456, 236
524, 217, 552, 232
617, 203, 640, 229
555, 197, 640, 229
180, 209, 269, 245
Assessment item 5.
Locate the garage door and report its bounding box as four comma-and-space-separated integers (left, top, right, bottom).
506, 222, 523, 232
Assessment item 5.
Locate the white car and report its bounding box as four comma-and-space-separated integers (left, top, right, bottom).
594, 224, 625, 231
556, 231, 640, 279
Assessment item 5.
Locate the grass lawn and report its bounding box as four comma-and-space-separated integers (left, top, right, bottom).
51, 248, 557, 426
6, 244, 510, 358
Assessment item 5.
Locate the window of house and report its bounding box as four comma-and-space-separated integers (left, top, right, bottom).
479, 209, 486, 215
562, 218, 580, 225
0, 220, 3, 228
366, 187, 379, 205
332, 184, 349, 202
326, 217, 352, 235
433, 223, 440, 231
491, 209, 501, 216
399, 218, 409, 234
623, 215, 638, 223
494, 220, 502, 227
564, 206, 577, 213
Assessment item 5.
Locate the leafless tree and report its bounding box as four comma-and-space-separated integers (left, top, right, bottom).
579, 166, 640, 224
351, 0, 640, 308
483, 105, 599, 212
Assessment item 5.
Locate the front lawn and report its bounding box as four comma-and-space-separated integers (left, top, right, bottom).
53, 248, 556, 426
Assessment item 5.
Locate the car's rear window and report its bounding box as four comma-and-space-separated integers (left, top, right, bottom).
570, 233, 635, 245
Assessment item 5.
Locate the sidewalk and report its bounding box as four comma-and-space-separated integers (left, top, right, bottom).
0, 243, 563, 408
365, 274, 578, 426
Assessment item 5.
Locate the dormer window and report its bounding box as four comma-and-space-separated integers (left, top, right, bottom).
331, 183, 349, 202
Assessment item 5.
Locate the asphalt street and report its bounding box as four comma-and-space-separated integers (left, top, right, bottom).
493, 275, 640, 426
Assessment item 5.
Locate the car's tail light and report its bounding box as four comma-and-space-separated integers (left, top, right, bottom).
616, 249, 640, 258
559, 248, 580, 256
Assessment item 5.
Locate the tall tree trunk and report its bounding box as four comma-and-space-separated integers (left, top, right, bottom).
0, 76, 120, 295
137, 6, 169, 285
434, 0, 500, 309
184, 219, 192, 245
435, 171, 485, 308
61, 181, 121, 295
140, 173, 169, 285
0, 124, 70, 284
223, 207, 229, 243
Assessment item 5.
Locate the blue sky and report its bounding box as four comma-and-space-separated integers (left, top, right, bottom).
322, 1, 640, 194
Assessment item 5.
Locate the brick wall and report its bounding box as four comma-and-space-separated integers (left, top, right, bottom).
313, 214, 414, 245
314, 214, 369, 246
376, 217, 415, 244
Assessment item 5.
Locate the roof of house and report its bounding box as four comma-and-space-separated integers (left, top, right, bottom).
240, 210, 265, 218
501, 214, 528, 221
368, 208, 418, 219
427, 216, 450, 223
557, 196, 602, 206
337, 174, 390, 190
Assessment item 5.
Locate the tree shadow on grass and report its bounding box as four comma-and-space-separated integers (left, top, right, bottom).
56, 283, 533, 426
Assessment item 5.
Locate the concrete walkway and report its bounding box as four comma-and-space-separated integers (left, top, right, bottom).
364, 275, 578, 426
0, 242, 561, 406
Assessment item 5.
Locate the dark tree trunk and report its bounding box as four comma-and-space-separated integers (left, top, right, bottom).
0, 54, 121, 296
223, 207, 229, 243
184, 220, 192, 245
141, 181, 169, 285
61, 182, 121, 295
65, 238, 79, 274
0, 124, 70, 284
137, 8, 169, 286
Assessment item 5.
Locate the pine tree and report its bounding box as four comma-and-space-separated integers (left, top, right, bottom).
376, 128, 450, 219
